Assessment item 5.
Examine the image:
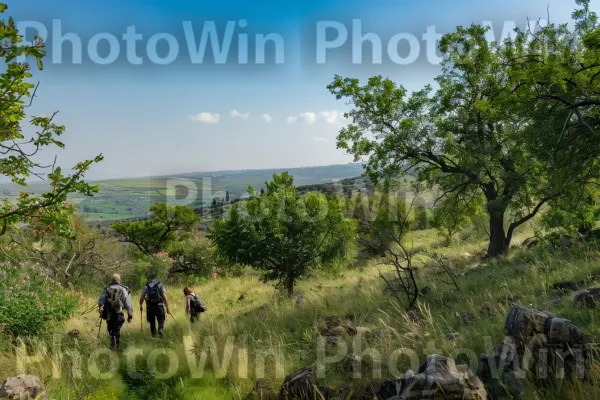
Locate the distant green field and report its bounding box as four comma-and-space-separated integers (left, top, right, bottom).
1, 164, 369, 223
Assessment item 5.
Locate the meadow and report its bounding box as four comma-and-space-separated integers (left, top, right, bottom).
3, 222, 600, 400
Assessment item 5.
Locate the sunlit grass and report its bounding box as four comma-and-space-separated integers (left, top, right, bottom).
3, 225, 600, 399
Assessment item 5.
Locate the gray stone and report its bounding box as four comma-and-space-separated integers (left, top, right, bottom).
0, 375, 48, 400
400, 355, 487, 399
278, 366, 323, 400
574, 288, 600, 308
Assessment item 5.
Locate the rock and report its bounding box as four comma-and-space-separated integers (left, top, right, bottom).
479, 304, 593, 397
318, 316, 357, 345
407, 309, 422, 322
574, 288, 600, 308
522, 237, 539, 248
0, 375, 48, 400
561, 234, 573, 248
245, 378, 277, 400
551, 281, 579, 293
400, 355, 487, 399
295, 295, 304, 306
67, 329, 80, 338
278, 366, 324, 400
460, 312, 477, 326
445, 332, 460, 341
499, 294, 519, 306
479, 303, 494, 318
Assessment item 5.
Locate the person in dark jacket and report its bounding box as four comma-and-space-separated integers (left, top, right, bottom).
139, 273, 170, 338
184, 287, 201, 323
98, 273, 133, 352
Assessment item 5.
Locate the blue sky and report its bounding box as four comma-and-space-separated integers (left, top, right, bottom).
6, 0, 597, 180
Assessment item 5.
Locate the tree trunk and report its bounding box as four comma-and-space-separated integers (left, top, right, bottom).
487, 211, 509, 257
286, 279, 295, 297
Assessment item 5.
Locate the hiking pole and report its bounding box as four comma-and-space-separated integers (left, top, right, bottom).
97, 317, 102, 339
140, 307, 143, 332
80, 305, 98, 316
167, 311, 181, 328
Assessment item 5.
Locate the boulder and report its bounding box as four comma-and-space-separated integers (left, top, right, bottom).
0, 375, 48, 400
400, 355, 487, 399
278, 367, 324, 400
574, 288, 600, 308
460, 312, 477, 326
479, 304, 593, 398
318, 316, 357, 346
522, 237, 539, 248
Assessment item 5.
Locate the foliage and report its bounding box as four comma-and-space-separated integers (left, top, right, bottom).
0, 3, 103, 238
541, 186, 600, 235
210, 172, 357, 295
1, 215, 128, 287
431, 192, 486, 246
165, 234, 217, 279
111, 202, 198, 256
326, 1, 600, 257
0, 264, 80, 337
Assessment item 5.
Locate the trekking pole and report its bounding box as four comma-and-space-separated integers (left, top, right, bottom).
97, 317, 102, 339
167, 311, 181, 328
79, 305, 98, 316
140, 307, 143, 332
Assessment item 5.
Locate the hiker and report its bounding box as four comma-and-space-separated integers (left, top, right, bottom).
184, 287, 206, 323
139, 273, 170, 338
98, 273, 133, 352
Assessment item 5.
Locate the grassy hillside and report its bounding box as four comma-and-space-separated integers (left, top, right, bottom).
0, 164, 367, 223
4, 223, 600, 399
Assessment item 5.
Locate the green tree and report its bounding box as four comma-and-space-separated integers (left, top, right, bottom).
0, 4, 103, 238
431, 192, 485, 246
327, 2, 600, 257
210, 172, 356, 295
112, 202, 198, 256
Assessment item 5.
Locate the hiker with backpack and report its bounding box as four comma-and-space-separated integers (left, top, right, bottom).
97, 273, 133, 352
183, 287, 206, 323
139, 273, 170, 338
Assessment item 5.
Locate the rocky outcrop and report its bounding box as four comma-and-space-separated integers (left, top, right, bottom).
478, 304, 593, 399
318, 316, 357, 345
574, 288, 600, 308
278, 367, 323, 400
0, 375, 48, 400
401, 355, 487, 399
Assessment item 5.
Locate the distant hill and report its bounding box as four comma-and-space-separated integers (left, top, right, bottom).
0, 163, 368, 222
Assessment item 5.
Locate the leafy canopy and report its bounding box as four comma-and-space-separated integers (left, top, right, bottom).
327, 1, 600, 256
112, 202, 198, 256
0, 3, 103, 238
210, 172, 357, 295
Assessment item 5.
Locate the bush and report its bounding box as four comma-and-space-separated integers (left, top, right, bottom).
0, 265, 80, 338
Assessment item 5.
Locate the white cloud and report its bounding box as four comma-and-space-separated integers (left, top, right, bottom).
230, 109, 250, 120
287, 112, 317, 124
320, 110, 345, 124
312, 137, 328, 142
300, 112, 317, 124
261, 114, 273, 123
190, 112, 220, 124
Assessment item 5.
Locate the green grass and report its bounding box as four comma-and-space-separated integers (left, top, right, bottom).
4, 225, 600, 399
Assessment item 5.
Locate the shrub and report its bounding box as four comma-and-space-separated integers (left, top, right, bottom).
0, 265, 80, 338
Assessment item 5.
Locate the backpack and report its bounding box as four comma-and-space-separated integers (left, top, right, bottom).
191, 294, 206, 312
146, 283, 162, 306
103, 284, 124, 319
